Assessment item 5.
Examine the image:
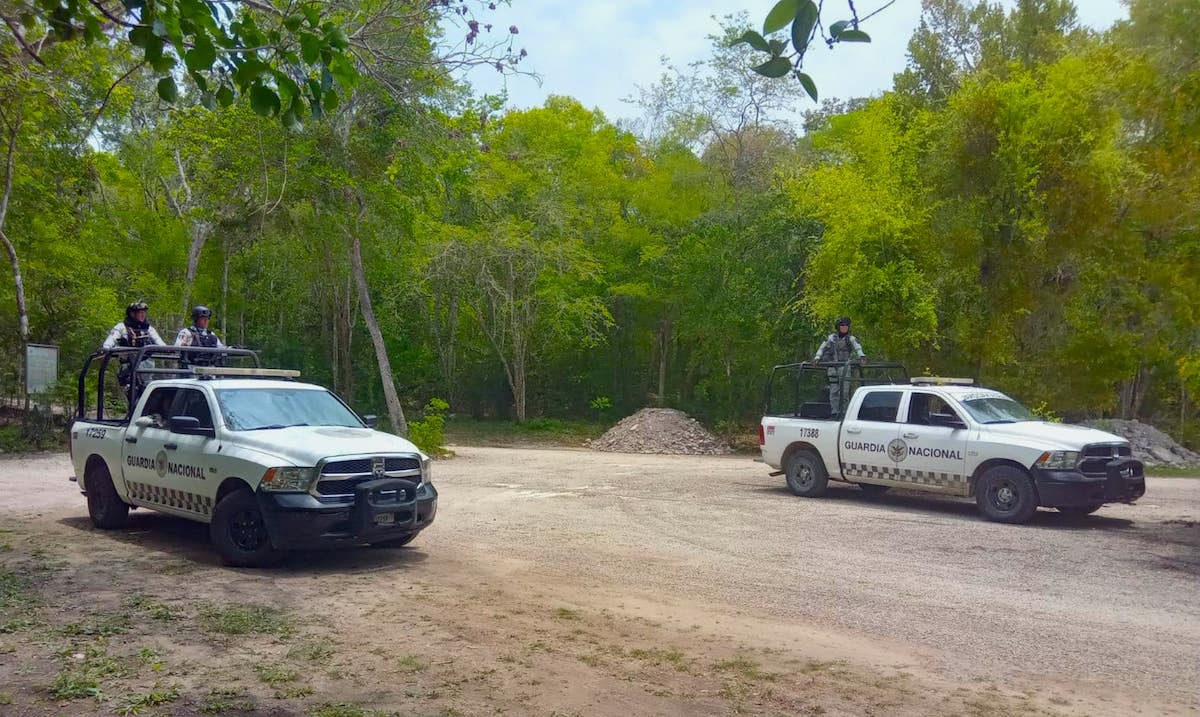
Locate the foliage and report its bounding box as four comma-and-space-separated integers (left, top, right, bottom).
733, 0, 879, 101
4, 0, 525, 126
408, 397, 449, 456
0, 0, 1197, 449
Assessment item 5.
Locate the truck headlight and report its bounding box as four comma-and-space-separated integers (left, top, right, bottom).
420, 455, 431, 485
1036, 451, 1079, 470
260, 466, 317, 492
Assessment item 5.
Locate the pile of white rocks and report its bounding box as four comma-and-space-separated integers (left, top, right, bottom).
590, 408, 732, 455
1083, 419, 1200, 468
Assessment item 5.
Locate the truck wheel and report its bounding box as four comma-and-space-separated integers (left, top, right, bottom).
1057, 504, 1102, 517
369, 532, 418, 548
975, 466, 1039, 524
86, 462, 129, 529
785, 451, 828, 498
857, 483, 891, 496
210, 489, 287, 568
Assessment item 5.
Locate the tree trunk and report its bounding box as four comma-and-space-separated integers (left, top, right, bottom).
657, 319, 671, 407
350, 233, 407, 435
220, 237, 230, 336
512, 346, 527, 423
182, 220, 210, 315
0, 117, 27, 345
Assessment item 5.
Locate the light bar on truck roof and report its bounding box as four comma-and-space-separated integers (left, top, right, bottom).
191, 366, 301, 378
911, 376, 974, 386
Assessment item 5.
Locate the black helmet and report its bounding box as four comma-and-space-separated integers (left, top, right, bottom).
835, 316, 851, 330
191, 305, 212, 321
126, 300, 149, 317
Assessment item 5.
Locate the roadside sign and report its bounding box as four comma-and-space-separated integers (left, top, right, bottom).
25, 343, 58, 394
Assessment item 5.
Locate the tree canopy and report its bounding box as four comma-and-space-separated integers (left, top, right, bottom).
1, 0, 1197, 449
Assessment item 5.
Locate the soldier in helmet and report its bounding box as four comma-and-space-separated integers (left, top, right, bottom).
102, 300, 167, 402
813, 317, 866, 417
174, 305, 225, 367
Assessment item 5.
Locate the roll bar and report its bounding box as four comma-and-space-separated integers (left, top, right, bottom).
76, 345, 262, 420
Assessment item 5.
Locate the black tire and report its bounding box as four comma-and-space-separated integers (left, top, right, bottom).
784, 451, 829, 498
86, 462, 129, 529
857, 483, 891, 496
210, 489, 287, 568
1056, 504, 1103, 517
369, 532, 418, 549
975, 466, 1039, 524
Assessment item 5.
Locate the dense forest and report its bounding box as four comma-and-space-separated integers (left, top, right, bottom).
1, 0, 1197, 447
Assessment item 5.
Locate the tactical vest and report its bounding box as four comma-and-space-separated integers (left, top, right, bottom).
188, 326, 220, 348
820, 334, 856, 363
118, 324, 155, 348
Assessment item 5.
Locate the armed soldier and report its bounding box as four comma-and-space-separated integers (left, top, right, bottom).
102, 300, 167, 402
813, 317, 866, 416
174, 305, 225, 367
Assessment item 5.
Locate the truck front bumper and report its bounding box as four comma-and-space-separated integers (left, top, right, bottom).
1033, 460, 1145, 507
257, 478, 437, 550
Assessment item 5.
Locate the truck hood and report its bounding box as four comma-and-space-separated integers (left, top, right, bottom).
980, 421, 1126, 451
226, 426, 422, 466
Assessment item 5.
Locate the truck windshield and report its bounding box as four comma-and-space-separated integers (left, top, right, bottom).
215, 388, 364, 431
960, 396, 1038, 424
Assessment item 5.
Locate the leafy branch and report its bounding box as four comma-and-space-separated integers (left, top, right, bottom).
731, 0, 894, 101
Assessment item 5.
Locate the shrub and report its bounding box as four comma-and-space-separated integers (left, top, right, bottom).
409, 398, 449, 455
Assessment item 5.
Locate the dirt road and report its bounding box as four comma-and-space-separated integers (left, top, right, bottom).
0, 447, 1197, 716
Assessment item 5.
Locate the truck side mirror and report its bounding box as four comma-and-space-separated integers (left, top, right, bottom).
169, 415, 215, 437
931, 413, 967, 430
362, 414, 378, 429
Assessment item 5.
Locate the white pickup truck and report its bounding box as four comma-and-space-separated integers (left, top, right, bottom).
759, 362, 1145, 523
68, 346, 437, 566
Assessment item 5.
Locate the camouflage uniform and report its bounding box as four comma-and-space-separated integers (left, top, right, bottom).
813, 333, 865, 416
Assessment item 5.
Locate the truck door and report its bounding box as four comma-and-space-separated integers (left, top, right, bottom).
121, 385, 177, 505
122, 387, 217, 519
839, 390, 903, 482
897, 391, 970, 494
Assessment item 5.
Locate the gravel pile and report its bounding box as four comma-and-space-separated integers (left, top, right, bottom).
590, 408, 732, 455
1082, 419, 1200, 468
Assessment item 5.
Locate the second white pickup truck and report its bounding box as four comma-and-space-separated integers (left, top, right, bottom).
759, 363, 1145, 523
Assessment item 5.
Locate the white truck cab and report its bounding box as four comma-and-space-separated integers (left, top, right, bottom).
69, 346, 436, 566
759, 363, 1145, 523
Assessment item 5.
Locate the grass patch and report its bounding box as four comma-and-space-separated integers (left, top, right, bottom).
275, 685, 316, 699
443, 416, 607, 448
255, 663, 300, 686
200, 688, 255, 714
288, 639, 335, 662
198, 604, 294, 636
48, 644, 131, 700
395, 654, 426, 673
714, 654, 777, 682
0, 615, 42, 633
0, 565, 33, 609
115, 683, 180, 715
553, 607, 581, 621
57, 613, 131, 637
629, 647, 691, 672
124, 593, 177, 621
0, 692, 12, 705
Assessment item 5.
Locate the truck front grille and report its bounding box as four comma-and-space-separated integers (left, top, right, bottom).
1078, 444, 1132, 477
315, 455, 422, 497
